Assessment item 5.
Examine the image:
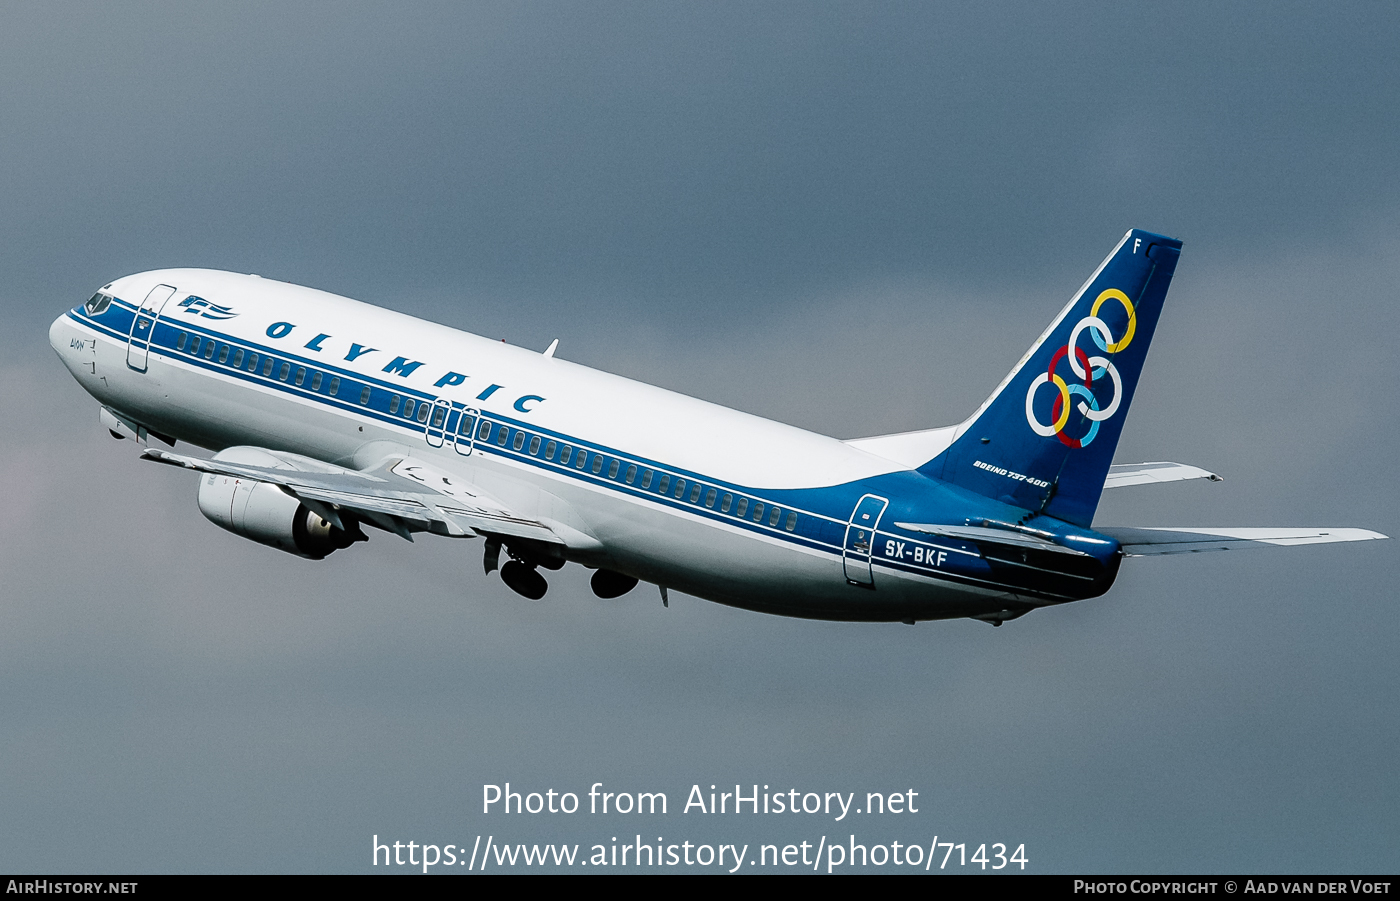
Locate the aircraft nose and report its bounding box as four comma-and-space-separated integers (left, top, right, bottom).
49, 311, 73, 355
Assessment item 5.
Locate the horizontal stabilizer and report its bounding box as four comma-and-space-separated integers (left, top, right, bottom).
896, 522, 1095, 557
1100, 526, 1388, 557
142, 448, 561, 545
1104, 462, 1222, 489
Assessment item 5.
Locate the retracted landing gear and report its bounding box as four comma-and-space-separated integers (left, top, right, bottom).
590, 569, 639, 599
485, 535, 565, 601
500, 560, 548, 600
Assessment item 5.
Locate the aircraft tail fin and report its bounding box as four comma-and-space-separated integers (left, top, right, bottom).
921, 229, 1182, 527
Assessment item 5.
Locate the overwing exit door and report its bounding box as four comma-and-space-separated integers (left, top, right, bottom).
452, 406, 480, 456
424, 398, 452, 447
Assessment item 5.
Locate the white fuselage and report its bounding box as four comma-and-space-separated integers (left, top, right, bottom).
50, 269, 1032, 622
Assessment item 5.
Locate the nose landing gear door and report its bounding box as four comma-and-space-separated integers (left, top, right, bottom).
126, 285, 177, 372
843, 494, 889, 587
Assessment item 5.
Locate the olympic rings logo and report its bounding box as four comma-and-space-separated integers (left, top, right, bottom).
1024, 289, 1136, 449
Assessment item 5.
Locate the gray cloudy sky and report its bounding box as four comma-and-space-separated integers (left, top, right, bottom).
2, 2, 1397, 874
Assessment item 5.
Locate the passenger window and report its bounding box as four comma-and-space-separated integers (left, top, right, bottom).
219, 345, 230, 364
752, 502, 764, 522
785, 512, 798, 531
294, 367, 306, 385
625, 464, 637, 484
513, 432, 526, 451
559, 446, 572, 465
592, 456, 604, 474
459, 414, 476, 436
432, 406, 446, 428
544, 440, 557, 460
478, 421, 492, 441
278, 362, 290, 380
705, 488, 716, 508
497, 428, 509, 447
690, 484, 701, 503
403, 399, 415, 418
674, 480, 685, 499
205, 343, 216, 360
390, 395, 401, 414
177, 332, 188, 351
232, 349, 244, 368
529, 436, 541, 455
721, 493, 732, 513
575, 452, 588, 470
263, 359, 274, 377
658, 475, 670, 494
311, 372, 322, 391
735, 498, 748, 517
189, 336, 201, 354
417, 404, 429, 423
769, 507, 780, 526
247, 353, 258, 371
359, 385, 371, 405
608, 459, 620, 479
329, 376, 340, 396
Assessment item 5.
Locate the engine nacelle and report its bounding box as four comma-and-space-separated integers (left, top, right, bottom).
195, 448, 365, 559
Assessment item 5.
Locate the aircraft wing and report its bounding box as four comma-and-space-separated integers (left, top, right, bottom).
1098, 527, 1387, 557
141, 448, 561, 545
1104, 462, 1222, 488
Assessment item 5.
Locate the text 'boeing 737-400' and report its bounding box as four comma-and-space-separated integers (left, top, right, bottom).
49, 230, 1386, 625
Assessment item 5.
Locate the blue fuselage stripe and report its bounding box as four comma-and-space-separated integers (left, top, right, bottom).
74, 298, 1110, 601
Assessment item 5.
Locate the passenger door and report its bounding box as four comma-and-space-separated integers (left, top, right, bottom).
842, 494, 889, 587
126, 285, 177, 372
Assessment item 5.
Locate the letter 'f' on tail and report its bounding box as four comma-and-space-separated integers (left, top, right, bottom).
922, 229, 1183, 527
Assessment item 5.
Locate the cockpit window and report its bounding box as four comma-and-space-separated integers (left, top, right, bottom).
84, 292, 112, 315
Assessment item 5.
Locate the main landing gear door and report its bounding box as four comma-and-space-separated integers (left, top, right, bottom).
843, 494, 889, 587
126, 285, 177, 372
452, 406, 480, 457
425, 398, 452, 448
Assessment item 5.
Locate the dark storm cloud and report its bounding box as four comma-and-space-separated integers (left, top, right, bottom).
3, 2, 1398, 324
1, 2, 1396, 873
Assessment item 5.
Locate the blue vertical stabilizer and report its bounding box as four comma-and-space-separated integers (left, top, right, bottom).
922, 229, 1182, 527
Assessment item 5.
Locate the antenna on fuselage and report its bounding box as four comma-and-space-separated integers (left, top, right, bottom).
543, 338, 559, 358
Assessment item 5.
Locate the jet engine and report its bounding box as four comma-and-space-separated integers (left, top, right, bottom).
195, 448, 365, 559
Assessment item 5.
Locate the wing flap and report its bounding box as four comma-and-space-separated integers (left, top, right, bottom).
1100, 526, 1387, 556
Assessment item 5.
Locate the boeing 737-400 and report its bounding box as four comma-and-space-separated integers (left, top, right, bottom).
48, 230, 1386, 625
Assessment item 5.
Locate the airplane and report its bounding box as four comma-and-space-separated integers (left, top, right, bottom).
47, 229, 1386, 625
